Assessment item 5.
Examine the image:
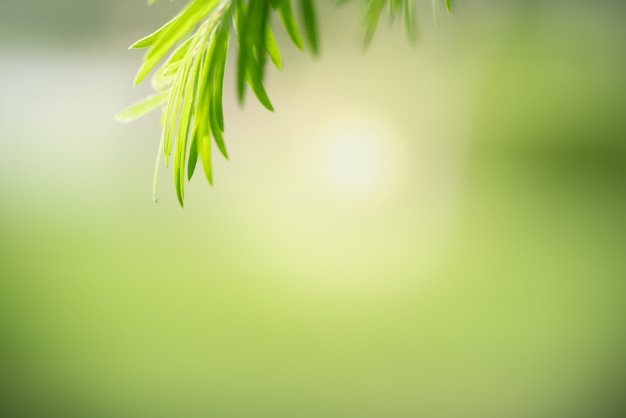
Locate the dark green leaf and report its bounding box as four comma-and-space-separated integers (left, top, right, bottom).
273, 0, 303, 50
208, 17, 230, 140
237, 0, 274, 110
235, 0, 249, 103
187, 132, 199, 181
300, 0, 319, 55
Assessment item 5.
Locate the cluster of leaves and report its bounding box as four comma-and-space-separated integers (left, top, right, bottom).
116, 0, 451, 206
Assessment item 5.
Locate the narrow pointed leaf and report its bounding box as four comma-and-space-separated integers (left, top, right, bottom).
255, 0, 271, 78
273, 0, 303, 50
163, 58, 187, 163
210, 108, 229, 159
173, 31, 205, 207
300, 0, 319, 55
402, 0, 417, 45
235, 0, 249, 102
205, 22, 231, 159
247, 65, 274, 111
115, 91, 169, 122
364, 0, 385, 48
199, 134, 213, 186
238, 0, 273, 110
265, 25, 282, 69
187, 132, 199, 181
129, 14, 179, 49
211, 25, 230, 132
134, 0, 219, 86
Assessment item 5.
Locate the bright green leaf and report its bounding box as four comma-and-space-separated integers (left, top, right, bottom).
115, 91, 169, 122
266, 24, 282, 69
134, 0, 219, 85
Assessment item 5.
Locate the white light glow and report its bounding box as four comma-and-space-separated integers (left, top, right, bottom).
328, 133, 381, 189
321, 118, 401, 199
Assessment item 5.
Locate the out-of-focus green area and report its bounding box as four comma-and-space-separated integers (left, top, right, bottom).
1, 1, 625, 417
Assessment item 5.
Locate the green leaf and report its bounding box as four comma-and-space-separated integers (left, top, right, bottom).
207, 22, 231, 158
387, 0, 402, 24
151, 61, 179, 91
266, 24, 282, 69
129, 13, 179, 49
207, 18, 230, 155
235, 0, 249, 103
199, 133, 213, 186
163, 36, 195, 67
402, 0, 417, 45
391, 0, 403, 15
173, 64, 198, 205
150, 36, 193, 91
253, 0, 271, 81
248, 69, 274, 111
163, 52, 188, 163
237, 0, 274, 110
134, 0, 219, 86
210, 107, 229, 159
187, 132, 199, 181
300, 0, 319, 55
186, 16, 220, 187
173, 22, 209, 207
195, 25, 215, 188
114, 91, 169, 122
120, 0, 451, 206
364, 0, 385, 48
273, 0, 303, 50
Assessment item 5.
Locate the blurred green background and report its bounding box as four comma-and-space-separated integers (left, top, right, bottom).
1, 1, 625, 417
